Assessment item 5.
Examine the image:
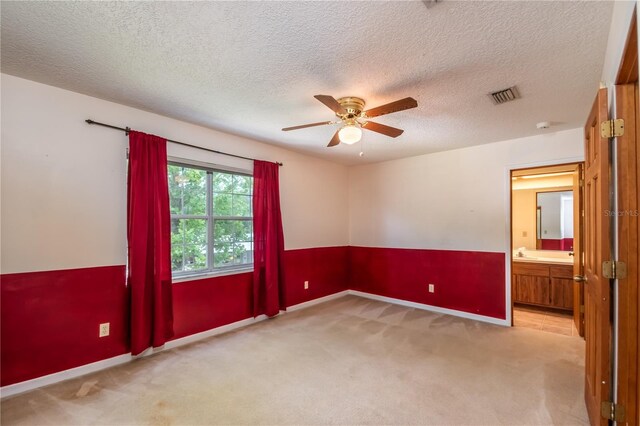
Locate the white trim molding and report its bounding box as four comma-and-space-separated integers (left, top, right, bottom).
1, 288, 508, 398
347, 290, 509, 326
0, 290, 349, 398
285, 290, 349, 313
164, 290, 350, 350
0, 354, 132, 399
502, 156, 584, 327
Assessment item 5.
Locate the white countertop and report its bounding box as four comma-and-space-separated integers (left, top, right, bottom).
513, 256, 573, 265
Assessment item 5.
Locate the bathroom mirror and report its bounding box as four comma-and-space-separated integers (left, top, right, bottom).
536, 190, 574, 251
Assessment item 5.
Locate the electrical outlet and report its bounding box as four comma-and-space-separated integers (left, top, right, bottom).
99, 323, 110, 337
428, 284, 435, 293
304, 281, 309, 290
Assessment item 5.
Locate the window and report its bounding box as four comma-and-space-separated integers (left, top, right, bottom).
168, 163, 253, 277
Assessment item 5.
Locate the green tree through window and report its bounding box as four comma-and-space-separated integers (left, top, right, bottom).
168, 163, 253, 276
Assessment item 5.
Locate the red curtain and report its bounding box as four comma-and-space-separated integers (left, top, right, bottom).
127, 131, 174, 355
252, 160, 285, 317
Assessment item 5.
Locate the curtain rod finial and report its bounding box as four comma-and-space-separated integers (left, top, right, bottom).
85, 119, 94, 124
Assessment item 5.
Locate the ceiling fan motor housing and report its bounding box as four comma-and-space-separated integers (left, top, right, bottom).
281, 94, 416, 147
336, 97, 366, 120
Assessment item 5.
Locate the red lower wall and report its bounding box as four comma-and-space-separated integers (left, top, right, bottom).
171, 246, 349, 340
540, 238, 574, 251
1, 246, 503, 387
0, 266, 130, 386
349, 246, 506, 320
283, 246, 349, 307
0, 246, 349, 386
171, 272, 254, 340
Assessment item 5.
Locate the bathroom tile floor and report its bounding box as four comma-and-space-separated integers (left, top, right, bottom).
514, 304, 581, 337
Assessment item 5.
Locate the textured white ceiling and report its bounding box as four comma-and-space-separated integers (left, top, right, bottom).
1, 1, 615, 165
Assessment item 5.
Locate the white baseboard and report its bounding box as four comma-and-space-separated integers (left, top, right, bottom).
347, 290, 509, 326
285, 290, 349, 312
163, 314, 268, 351
1, 289, 505, 398
0, 354, 132, 399
0, 290, 350, 399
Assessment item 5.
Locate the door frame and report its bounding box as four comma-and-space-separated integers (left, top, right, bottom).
504, 158, 583, 327
612, 7, 639, 425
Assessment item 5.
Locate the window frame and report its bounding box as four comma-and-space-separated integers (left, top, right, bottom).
168, 160, 254, 281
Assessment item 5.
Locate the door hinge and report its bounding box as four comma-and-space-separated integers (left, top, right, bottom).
601, 401, 625, 422
603, 260, 628, 279
579, 305, 585, 313
600, 119, 624, 138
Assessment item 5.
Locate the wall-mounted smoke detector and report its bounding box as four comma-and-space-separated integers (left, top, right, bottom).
489, 86, 520, 105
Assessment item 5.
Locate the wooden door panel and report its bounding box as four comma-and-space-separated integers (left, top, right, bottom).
573, 163, 585, 337
583, 87, 611, 426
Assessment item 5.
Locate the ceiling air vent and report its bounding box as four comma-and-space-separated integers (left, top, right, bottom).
489, 86, 520, 105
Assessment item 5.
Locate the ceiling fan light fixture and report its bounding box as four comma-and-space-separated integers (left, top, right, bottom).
338, 124, 362, 145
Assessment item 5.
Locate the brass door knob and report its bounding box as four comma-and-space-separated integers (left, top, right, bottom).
573, 275, 587, 282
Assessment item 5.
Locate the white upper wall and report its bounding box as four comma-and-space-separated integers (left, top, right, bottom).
348, 128, 584, 252
1, 74, 349, 274
2, 0, 634, 272
346, 2, 633, 254
601, 1, 636, 85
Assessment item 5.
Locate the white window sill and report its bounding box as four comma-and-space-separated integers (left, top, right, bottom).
172, 266, 254, 283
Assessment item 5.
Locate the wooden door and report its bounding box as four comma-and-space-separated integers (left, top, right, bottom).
573, 163, 585, 336
583, 88, 611, 426
613, 12, 639, 424
614, 82, 639, 426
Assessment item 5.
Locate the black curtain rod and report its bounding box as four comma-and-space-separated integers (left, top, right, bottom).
85, 119, 283, 166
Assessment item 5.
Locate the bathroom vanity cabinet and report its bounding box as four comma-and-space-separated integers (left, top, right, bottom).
512, 261, 574, 311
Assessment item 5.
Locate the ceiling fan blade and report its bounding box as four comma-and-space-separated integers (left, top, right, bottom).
314, 95, 347, 115
327, 129, 341, 147
364, 97, 418, 118
361, 121, 404, 138
282, 121, 333, 131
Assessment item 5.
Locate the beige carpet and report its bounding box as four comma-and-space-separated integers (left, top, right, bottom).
1, 295, 588, 425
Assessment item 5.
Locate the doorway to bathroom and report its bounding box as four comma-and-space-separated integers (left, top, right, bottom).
510, 162, 584, 338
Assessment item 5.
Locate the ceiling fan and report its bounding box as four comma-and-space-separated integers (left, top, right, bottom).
282, 95, 418, 147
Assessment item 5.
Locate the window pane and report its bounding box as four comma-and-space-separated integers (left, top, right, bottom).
213, 241, 253, 267
168, 165, 206, 215
232, 194, 252, 217
171, 218, 208, 272
232, 220, 252, 241
212, 172, 233, 193
171, 218, 186, 272
213, 193, 232, 216
214, 219, 252, 267
233, 174, 252, 194
170, 167, 253, 277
